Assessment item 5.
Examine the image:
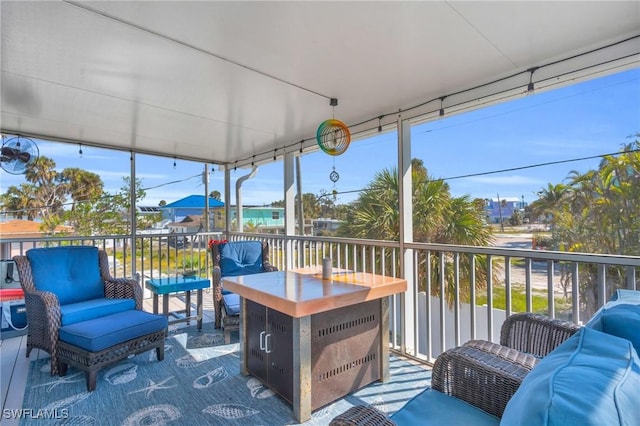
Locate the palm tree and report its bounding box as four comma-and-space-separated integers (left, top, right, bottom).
542, 138, 640, 318
529, 182, 568, 223
338, 158, 494, 305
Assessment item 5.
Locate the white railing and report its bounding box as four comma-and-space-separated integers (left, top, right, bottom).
227, 232, 639, 362
3, 232, 639, 363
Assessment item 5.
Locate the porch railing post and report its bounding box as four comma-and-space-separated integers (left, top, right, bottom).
398, 116, 416, 355
284, 152, 296, 271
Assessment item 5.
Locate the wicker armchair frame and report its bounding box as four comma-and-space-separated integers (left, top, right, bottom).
330, 344, 532, 425
464, 312, 580, 369
498, 312, 581, 357
13, 249, 141, 376
210, 241, 276, 331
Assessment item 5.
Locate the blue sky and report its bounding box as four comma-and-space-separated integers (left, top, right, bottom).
2, 68, 639, 209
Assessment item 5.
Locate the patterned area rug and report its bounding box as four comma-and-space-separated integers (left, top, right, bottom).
20, 323, 431, 425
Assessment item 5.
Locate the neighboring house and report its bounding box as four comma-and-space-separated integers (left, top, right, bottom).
161, 195, 225, 230
229, 206, 285, 232
167, 215, 203, 234
485, 197, 527, 224
312, 218, 342, 235
0, 220, 73, 258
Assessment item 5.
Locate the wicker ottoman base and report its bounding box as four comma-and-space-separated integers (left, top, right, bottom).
58, 324, 167, 391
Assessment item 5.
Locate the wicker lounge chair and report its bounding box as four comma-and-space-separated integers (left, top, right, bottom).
13, 247, 143, 375
210, 240, 277, 342
330, 344, 534, 425
330, 313, 581, 425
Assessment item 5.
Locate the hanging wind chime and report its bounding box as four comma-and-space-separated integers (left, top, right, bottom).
316, 98, 351, 195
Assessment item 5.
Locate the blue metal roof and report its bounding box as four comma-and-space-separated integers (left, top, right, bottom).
162, 195, 224, 209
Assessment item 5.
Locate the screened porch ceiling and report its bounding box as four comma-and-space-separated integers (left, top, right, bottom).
2, 1, 639, 169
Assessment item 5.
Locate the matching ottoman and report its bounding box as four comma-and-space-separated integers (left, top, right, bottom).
57, 310, 168, 391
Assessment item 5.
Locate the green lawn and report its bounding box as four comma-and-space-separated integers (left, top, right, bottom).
474, 285, 570, 315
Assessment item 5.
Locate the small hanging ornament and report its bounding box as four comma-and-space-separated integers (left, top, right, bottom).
330, 167, 340, 183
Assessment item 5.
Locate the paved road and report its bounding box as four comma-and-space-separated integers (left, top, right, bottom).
491, 233, 562, 292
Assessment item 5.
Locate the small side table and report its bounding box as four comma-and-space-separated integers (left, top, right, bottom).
145, 276, 210, 331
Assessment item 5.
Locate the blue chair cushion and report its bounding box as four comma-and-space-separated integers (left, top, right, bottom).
586, 303, 640, 355
500, 327, 640, 426
222, 293, 240, 316
60, 298, 136, 326
27, 246, 103, 305
391, 387, 499, 426
609, 289, 640, 303
58, 310, 167, 352
219, 241, 264, 277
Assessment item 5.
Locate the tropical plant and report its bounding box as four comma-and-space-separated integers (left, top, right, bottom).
338, 158, 494, 304
541, 138, 640, 317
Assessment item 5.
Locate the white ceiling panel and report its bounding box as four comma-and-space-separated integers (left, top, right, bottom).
2, 1, 639, 166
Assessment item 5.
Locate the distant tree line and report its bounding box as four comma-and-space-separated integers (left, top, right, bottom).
0, 155, 161, 235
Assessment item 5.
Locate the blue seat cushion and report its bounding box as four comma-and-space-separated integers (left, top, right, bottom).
222, 293, 240, 316
60, 298, 136, 326
391, 387, 499, 426
500, 327, 640, 426
27, 246, 103, 305
219, 241, 264, 277
586, 302, 640, 355
58, 310, 167, 352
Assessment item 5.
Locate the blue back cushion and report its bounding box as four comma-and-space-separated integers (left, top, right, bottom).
27, 246, 103, 305
609, 289, 640, 303
219, 241, 264, 277
501, 327, 640, 426
586, 303, 640, 355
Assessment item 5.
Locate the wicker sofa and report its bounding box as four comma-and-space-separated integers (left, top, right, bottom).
13, 246, 153, 376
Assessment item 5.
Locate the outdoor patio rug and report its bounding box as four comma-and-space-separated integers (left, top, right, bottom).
20, 323, 431, 425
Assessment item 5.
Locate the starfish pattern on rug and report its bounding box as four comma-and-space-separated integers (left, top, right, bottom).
32, 371, 85, 392
127, 376, 177, 398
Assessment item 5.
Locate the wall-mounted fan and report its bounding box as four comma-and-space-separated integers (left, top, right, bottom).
1, 136, 39, 174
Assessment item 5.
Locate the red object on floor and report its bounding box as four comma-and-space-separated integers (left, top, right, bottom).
0, 288, 24, 302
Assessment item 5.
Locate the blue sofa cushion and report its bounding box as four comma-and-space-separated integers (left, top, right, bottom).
609, 289, 640, 303
60, 298, 136, 326
501, 327, 640, 426
586, 301, 640, 354
27, 246, 103, 305
219, 241, 264, 277
222, 293, 240, 316
59, 310, 167, 352
391, 387, 499, 426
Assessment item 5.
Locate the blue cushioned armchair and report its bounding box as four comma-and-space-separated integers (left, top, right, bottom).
13, 246, 142, 375
210, 240, 277, 334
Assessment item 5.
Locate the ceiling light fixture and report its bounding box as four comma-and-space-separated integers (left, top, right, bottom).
78, 143, 83, 157
378, 116, 383, 132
